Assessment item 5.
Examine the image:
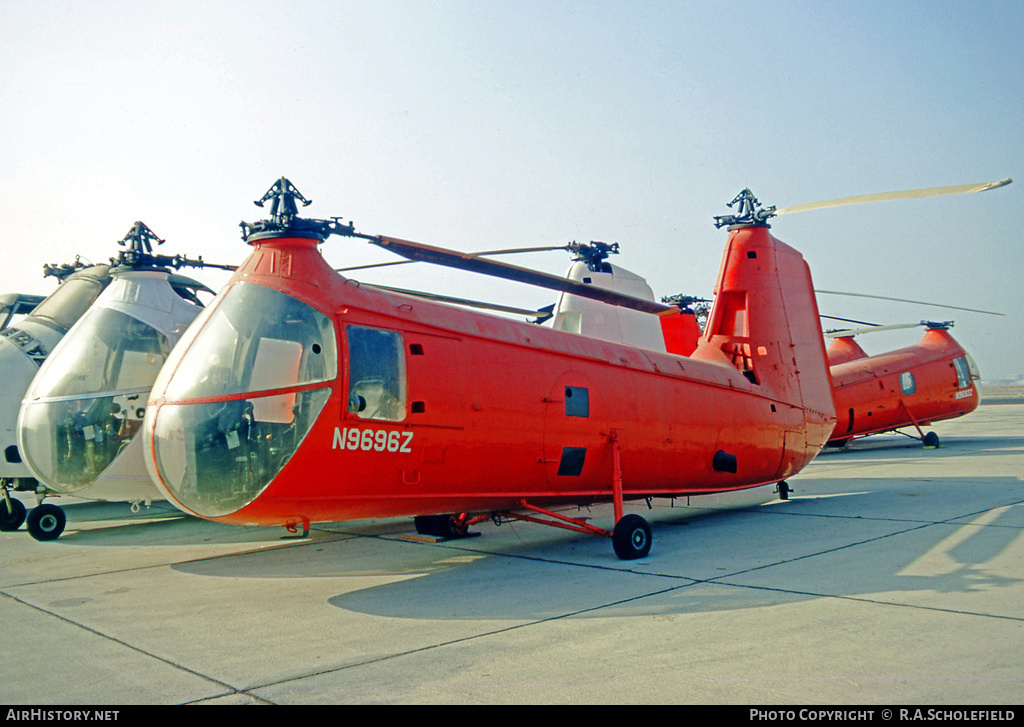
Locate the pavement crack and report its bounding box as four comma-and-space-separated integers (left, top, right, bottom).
0, 590, 243, 698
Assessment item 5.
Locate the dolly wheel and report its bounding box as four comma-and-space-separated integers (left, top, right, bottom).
612, 514, 652, 560
26, 504, 66, 541
0, 497, 27, 531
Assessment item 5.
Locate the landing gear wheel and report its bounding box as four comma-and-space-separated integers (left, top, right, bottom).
414, 514, 469, 539
441, 514, 468, 539
26, 504, 66, 541
778, 481, 791, 500
922, 431, 940, 448
612, 514, 652, 560
0, 497, 27, 531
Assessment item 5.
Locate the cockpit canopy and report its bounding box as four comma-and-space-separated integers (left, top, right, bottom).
148, 282, 336, 517
160, 282, 337, 403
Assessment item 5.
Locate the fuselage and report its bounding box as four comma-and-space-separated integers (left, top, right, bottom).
144, 223, 835, 529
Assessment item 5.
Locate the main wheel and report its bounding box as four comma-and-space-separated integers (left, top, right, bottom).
612, 514, 652, 560
0, 497, 27, 531
923, 431, 940, 448
26, 504, 66, 541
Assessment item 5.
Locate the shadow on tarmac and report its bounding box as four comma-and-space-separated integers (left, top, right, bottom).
159, 474, 1024, 622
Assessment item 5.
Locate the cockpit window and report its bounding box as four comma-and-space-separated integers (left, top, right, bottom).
953, 357, 971, 389
152, 387, 331, 517
346, 326, 406, 421
29, 277, 107, 331
29, 307, 169, 399
162, 282, 336, 402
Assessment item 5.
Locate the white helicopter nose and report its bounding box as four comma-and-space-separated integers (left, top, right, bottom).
19, 304, 168, 493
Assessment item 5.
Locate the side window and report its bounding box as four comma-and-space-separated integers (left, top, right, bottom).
953, 357, 971, 389
346, 326, 406, 421
899, 371, 916, 395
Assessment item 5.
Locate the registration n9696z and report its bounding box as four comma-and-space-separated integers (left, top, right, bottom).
333, 427, 414, 453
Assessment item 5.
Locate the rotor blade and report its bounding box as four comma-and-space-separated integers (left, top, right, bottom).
364, 283, 550, 318
816, 289, 1004, 317
364, 234, 677, 316
820, 314, 880, 327
824, 322, 930, 338
337, 244, 570, 272
775, 178, 1012, 216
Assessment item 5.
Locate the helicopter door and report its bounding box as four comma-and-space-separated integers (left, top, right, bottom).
344, 326, 407, 422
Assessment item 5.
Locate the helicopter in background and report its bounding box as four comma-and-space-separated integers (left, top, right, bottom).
0, 293, 46, 330
545, 241, 706, 357
824, 320, 982, 448
12, 222, 230, 540
0, 262, 114, 533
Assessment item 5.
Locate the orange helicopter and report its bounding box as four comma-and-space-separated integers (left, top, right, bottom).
141, 181, 836, 559
822, 319, 983, 448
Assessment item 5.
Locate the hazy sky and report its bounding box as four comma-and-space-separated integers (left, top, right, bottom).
2, 0, 1022, 379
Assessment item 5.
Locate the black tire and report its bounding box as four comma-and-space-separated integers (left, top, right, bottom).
0, 497, 27, 531
778, 481, 790, 500
612, 514, 652, 560
413, 515, 436, 535
923, 431, 940, 448
26, 504, 66, 541
414, 514, 468, 539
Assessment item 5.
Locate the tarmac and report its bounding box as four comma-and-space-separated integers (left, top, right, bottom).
1, 400, 1021, 705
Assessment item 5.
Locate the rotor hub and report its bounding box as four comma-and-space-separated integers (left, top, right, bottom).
240, 177, 356, 243
713, 189, 776, 229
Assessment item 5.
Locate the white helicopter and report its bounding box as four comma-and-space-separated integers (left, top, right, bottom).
0, 263, 114, 534
13, 222, 229, 540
